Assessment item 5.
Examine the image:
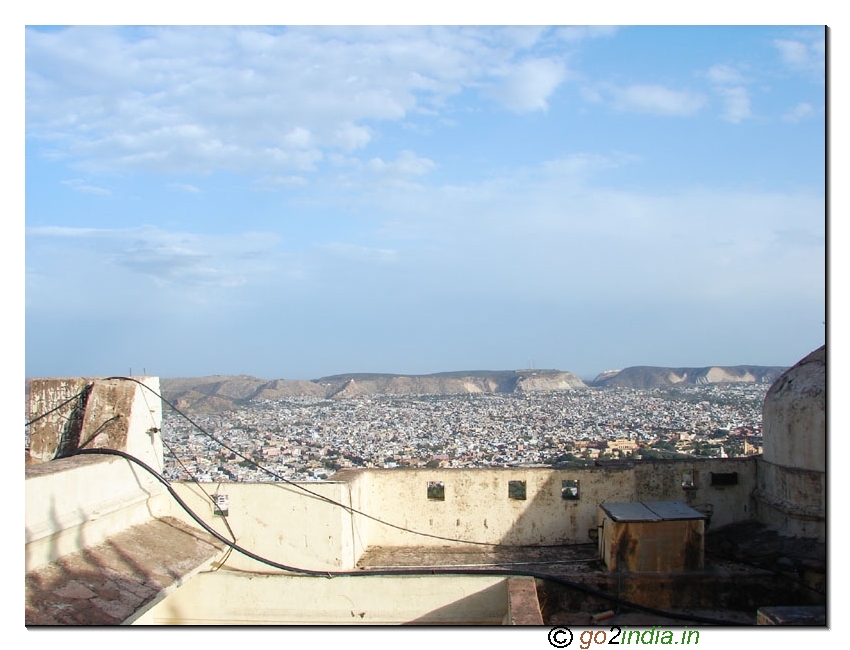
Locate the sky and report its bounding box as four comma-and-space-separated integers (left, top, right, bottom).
21, 18, 827, 382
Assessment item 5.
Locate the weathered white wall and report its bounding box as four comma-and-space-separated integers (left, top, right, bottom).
162, 480, 364, 572
28, 377, 163, 469
155, 457, 756, 579
123, 377, 164, 473
130, 572, 509, 625
757, 346, 825, 541
338, 459, 756, 549
762, 346, 825, 472
28, 377, 91, 463
25, 455, 170, 571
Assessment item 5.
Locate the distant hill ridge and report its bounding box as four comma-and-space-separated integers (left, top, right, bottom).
588, 365, 786, 389
159, 364, 786, 412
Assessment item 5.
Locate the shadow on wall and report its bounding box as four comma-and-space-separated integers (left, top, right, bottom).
403, 580, 508, 624
25, 494, 166, 625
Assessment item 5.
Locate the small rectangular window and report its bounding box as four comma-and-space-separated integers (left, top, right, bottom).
213, 494, 229, 517
682, 469, 698, 490
711, 472, 738, 486
561, 479, 580, 500
508, 480, 527, 500
427, 481, 445, 500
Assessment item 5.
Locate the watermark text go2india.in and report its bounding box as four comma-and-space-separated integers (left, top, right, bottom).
548, 626, 700, 648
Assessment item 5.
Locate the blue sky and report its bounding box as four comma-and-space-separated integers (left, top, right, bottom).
22, 20, 827, 381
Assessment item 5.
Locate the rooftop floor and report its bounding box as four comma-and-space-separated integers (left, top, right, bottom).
357, 521, 826, 627
24, 517, 825, 626
358, 541, 601, 571
25, 516, 225, 625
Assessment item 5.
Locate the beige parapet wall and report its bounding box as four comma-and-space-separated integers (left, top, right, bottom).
159, 458, 756, 575
331, 460, 756, 549
165, 480, 365, 572
130, 572, 510, 625
25, 454, 172, 571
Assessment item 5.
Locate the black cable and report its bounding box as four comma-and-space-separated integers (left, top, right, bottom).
106, 376, 579, 549
70, 447, 745, 626
75, 415, 121, 452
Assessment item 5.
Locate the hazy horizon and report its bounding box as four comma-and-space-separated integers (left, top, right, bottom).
24, 357, 805, 384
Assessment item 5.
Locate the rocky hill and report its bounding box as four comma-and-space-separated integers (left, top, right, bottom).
160, 369, 587, 411
589, 365, 786, 389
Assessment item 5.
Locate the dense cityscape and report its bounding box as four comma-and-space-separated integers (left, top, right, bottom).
162, 383, 768, 483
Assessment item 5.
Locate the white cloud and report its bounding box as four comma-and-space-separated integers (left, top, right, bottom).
25, 26, 584, 175
28, 226, 106, 237
607, 84, 706, 116
261, 147, 324, 172
775, 39, 811, 68
284, 127, 313, 149
168, 183, 201, 193
485, 58, 567, 113
717, 86, 752, 123
27, 225, 282, 290
538, 153, 630, 183
579, 86, 603, 104
367, 150, 436, 177
556, 26, 619, 42
334, 123, 372, 151
253, 174, 309, 190
706, 64, 745, 86
783, 102, 815, 123
321, 242, 398, 263
61, 178, 110, 195
774, 32, 825, 80
338, 154, 824, 306
703, 64, 752, 123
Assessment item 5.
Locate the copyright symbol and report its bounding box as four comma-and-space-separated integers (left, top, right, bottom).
548, 627, 573, 648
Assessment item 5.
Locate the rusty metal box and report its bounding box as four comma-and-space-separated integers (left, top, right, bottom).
598, 501, 706, 572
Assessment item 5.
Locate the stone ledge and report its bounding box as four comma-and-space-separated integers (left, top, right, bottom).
506, 576, 544, 625
25, 516, 226, 625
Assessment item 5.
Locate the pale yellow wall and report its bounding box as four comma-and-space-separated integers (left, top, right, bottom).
131, 572, 508, 625
161, 481, 364, 572
124, 377, 165, 473
154, 458, 755, 578
26, 452, 756, 578
25, 455, 169, 571
341, 460, 756, 549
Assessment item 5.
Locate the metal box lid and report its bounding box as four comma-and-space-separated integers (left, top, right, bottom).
600, 500, 707, 522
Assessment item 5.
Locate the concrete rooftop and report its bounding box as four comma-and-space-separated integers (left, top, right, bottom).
356, 520, 826, 627
25, 516, 225, 625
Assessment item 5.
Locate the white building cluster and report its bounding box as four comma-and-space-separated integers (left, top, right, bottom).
162, 383, 767, 483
